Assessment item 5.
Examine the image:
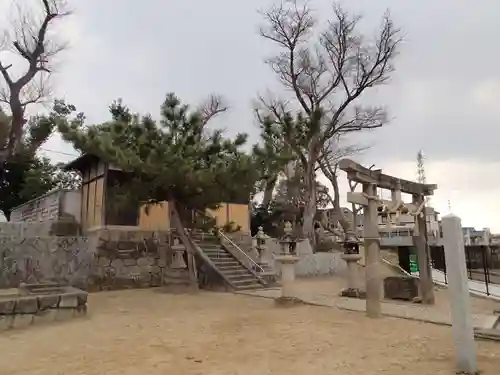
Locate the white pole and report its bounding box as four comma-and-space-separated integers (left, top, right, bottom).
442, 213, 478, 375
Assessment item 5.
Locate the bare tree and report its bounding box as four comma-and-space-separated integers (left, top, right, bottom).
0, 0, 71, 163
198, 94, 228, 127
317, 137, 368, 233
257, 0, 401, 244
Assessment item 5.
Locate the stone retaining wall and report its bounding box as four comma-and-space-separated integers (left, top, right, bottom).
88, 228, 188, 291
0, 236, 92, 289
0, 228, 189, 291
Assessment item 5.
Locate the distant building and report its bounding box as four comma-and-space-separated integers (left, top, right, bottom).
462, 227, 491, 246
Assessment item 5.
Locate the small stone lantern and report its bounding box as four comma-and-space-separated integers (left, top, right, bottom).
340, 232, 365, 299
171, 238, 187, 269
274, 221, 301, 304
255, 226, 267, 263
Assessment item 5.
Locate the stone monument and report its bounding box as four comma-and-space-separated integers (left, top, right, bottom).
442, 214, 478, 375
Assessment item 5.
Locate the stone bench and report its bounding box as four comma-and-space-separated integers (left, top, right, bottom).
0, 283, 88, 332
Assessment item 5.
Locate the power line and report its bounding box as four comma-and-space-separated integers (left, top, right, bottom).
39, 147, 79, 157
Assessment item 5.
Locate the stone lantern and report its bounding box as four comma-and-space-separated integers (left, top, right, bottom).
340, 231, 365, 298
274, 221, 301, 302
171, 237, 187, 269
255, 226, 268, 266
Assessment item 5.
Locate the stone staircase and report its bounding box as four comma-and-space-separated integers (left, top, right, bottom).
191, 231, 266, 291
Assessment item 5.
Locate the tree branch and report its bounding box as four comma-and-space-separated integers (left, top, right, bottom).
199, 94, 228, 128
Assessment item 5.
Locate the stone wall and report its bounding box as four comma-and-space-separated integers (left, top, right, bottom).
0, 235, 93, 289
0, 220, 80, 237
88, 228, 188, 291
265, 238, 346, 277
0, 228, 189, 292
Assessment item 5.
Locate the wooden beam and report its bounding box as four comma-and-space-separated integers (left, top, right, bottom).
339, 159, 437, 196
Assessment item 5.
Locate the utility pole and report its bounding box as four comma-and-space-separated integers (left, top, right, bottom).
417, 150, 430, 206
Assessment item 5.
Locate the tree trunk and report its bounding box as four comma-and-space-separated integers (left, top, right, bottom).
261, 176, 277, 209
330, 171, 351, 236
169, 199, 199, 291
302, 163, 317, 246
351, 203, 358, 230
3, 89, 25, 161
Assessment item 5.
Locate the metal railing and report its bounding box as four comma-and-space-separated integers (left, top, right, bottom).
430, 245, 500, 298
218, 230, 265, 273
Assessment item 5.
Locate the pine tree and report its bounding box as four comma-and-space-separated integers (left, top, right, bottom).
59, 93, 260, 288
60, 93, 258, 215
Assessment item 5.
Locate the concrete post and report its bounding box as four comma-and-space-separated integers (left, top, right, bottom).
412, 194, 435, 305
363, 183, 382, 318
442, 214, 478, 375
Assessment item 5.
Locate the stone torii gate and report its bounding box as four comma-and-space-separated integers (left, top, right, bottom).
338, 159, 437, 318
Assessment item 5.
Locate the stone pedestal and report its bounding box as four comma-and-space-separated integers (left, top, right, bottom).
274, 255, 300, 300
340, 253, 365, 298
171, 246, 187, 269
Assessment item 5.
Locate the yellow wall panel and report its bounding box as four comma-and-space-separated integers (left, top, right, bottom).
207, 203, 228, 228
228, 204, 250, 233
139, 201, 170, 230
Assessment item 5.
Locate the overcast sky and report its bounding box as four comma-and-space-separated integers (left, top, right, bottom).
2, 0, 500, 231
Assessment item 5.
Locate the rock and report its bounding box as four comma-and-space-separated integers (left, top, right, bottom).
383, 276, 419, 301
340, 288, 367, 299
0, 299, 16, 314
14, 297, 38, 314
59, 293, 78, 308
412, 296, 422, 304
37, 295, 60, 310
274, 296, 306, 307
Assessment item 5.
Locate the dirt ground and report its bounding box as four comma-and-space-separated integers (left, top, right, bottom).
0, 286, 499, 375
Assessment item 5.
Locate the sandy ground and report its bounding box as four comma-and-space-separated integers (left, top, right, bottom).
0, 285, 499, 375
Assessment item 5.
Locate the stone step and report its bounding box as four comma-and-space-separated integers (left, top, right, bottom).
226, 274, 256, 282
234, 282, 263, 291
211, 258, 239, 264
218, 266, 248, 273
231, 278, 259, 285
196, 244, 222, 250
205, 254, 233, 260
203, 249, 230, 255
